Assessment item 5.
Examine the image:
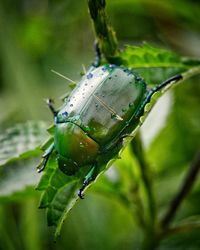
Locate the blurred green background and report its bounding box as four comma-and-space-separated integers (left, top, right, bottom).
0, 0, 200, 249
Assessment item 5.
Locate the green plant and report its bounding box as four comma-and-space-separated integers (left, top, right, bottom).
0, 0, 200, 249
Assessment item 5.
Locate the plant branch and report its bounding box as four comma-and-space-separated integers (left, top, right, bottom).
165, 221, 200, 236
87, 0, 118, 60
131, 133, 156, 229
161, 151, 200, 228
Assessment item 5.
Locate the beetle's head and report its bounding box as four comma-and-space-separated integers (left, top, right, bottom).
57, 154, 79, 175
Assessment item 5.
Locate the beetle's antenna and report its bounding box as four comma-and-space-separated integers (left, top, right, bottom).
93, 94, 123, 121
82, 64, 87, 75
51, 69, 75, 83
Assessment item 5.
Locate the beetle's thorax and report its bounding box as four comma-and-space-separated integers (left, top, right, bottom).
55, 122, 99, 170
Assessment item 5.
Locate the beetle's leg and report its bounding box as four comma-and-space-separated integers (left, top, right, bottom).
46, 98, 57, 117
78, 161, 97, 199
93, 41, 101, 67
135, 74, 183, 117
151, 74, 182, 93
37, 143, 54, 173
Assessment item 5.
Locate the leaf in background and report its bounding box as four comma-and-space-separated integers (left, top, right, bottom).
147, 78, 200, 221
0, 121, 48, 166
119, 43, 200, 84
0, 157, 40, 202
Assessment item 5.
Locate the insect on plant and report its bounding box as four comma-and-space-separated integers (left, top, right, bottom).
37, 44, 182, 199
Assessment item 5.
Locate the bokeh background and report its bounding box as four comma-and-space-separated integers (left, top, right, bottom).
0, 0, 200, 249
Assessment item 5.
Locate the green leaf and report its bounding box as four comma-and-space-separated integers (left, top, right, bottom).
121, 43, 186, 69
119, 43, 200, 84
0, 121, 48, 166
0, 157, 40, 202
38, 153, 82, 237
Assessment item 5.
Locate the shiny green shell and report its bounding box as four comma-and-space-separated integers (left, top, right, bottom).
54, 64, 146, 174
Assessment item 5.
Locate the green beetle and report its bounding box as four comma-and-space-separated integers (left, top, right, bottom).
37, 55, 182, 198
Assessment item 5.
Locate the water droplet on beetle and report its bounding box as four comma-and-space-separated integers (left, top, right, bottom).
109, 64, 115, 69
122, 108, 126, 112
87, 73, 93, 79
108, 76, 112, 80
62, 111, 68, 116
85, 83, 88, 86
135, 76, 141, 81
70, 104, 73, 107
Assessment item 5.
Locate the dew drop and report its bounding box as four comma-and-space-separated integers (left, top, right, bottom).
135, 76, 141, 81
62, 111, 68, 116
70, 104, 73, 107
109, 64, 115, 69
87, 73, 93, 79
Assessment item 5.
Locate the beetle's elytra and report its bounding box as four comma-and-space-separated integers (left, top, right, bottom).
38, 63, 182, 198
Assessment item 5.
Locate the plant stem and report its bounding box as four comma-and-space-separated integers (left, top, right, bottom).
161, 151, 200, 228
165, 221, 200, 236
131, 133, 156, 232
87, 0, 118, 60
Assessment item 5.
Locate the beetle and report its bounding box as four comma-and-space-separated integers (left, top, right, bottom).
37, 46, 182, 199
